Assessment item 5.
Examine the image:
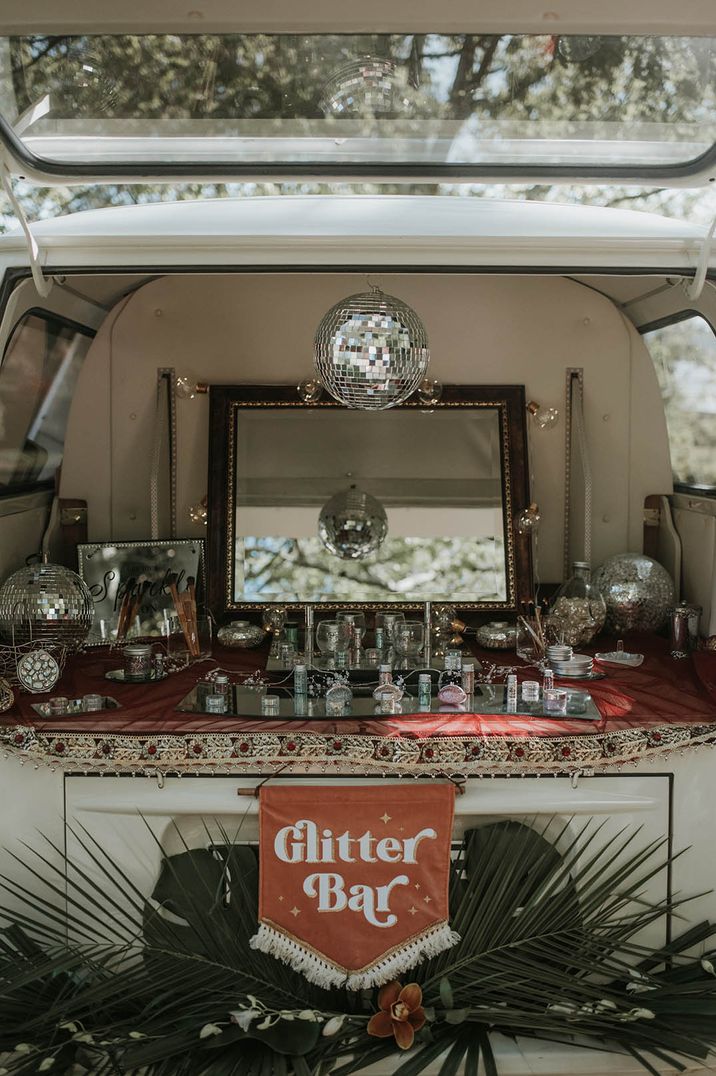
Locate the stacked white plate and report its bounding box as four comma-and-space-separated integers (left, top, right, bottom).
550, 653, 594, 678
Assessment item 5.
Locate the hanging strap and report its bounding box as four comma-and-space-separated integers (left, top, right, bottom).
0, 163, 52, 299
149, 368, 178, 539
685, 216, 716, 302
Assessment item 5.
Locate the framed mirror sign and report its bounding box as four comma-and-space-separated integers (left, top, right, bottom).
207, 385, 532, 614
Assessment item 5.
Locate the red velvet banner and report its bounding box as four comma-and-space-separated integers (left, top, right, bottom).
250, 784, 458, 989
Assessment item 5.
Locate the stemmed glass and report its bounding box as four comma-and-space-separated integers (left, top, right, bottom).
316, 619, 351, 655
394, 620, 426, 664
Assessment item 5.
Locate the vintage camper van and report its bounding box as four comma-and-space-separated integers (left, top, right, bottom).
0, 4, 715, 1074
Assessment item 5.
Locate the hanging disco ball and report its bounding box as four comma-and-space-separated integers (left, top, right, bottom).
318, 485, 388, 560
320, 56, 402, 117
314, 286, 430, 411
0, 560, 93, 651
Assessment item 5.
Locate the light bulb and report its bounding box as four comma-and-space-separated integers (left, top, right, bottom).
189, 496, 208, 525
417, 378, 443, 407
517, 503, 541, 535
534, 406, 560, 429
527, 401, 559, 429
175, 376, 197, 400
297, 377, 324, 403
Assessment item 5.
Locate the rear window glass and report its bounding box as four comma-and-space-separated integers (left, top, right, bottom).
0, 310, 94, 494
643, 315, 716, 493
2, 33, 714, 173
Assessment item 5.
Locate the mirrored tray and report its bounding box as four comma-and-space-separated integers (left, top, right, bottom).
31, 696, 121, 717
176, 683, 602, 722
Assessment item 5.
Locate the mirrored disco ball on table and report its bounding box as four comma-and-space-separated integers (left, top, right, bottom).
593, 553, 675, 634
314, 287, 429, 410
0, 561, 93, 651
318, 485, 388, 560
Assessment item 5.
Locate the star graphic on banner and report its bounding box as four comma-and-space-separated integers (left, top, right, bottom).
409, 906, 418, 916
290, 906, 301, 917
414, 883, 421, 890
278, 896, 284, 902
380, 812, 392, 824
424, 895, 432, 904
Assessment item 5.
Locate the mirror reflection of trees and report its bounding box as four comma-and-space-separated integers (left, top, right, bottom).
240, 535, 506, 603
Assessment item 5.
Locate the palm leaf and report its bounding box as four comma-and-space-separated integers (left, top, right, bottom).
1, 815, 716, 1075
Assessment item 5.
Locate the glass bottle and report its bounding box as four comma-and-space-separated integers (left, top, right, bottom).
547, 562, 606, 648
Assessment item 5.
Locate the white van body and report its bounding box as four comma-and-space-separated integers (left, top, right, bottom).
0, 5, 715, 1073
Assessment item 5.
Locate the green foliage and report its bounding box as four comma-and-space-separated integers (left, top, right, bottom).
1, 818, 716, 1073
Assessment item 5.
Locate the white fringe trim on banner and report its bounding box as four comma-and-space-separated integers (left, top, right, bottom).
249, 921, 460, 991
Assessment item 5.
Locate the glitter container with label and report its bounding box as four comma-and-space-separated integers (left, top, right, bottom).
418, 673, 432, 708
82, 693, 104, 712
205, 693, 227, 714
122, 643, 153, 682
49, 696, 69, 715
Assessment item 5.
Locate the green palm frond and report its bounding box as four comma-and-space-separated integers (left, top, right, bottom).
0, 816, 715, 1075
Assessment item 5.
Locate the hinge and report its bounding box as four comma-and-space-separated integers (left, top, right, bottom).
0, 162, 52, 299
643, 506, 661, 528
684, 216, 716, 302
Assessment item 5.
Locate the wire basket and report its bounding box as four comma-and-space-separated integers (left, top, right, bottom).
0, 634, 69, 692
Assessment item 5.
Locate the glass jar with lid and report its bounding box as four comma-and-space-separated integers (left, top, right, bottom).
547, 561, 606, 648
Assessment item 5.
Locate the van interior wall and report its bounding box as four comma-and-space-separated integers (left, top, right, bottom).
58, 271, 672, 587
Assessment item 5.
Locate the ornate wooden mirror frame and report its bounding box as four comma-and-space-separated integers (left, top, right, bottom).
207, 384, 533, 617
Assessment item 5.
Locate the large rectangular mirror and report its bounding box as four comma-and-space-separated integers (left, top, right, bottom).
207, 385, 532, 614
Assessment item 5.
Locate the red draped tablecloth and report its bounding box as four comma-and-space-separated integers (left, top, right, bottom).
1, 634, 715, 775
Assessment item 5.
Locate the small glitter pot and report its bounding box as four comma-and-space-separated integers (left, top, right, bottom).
82, 693, 104, 713
522, 680, 540, 703
123, 644, 153, 682
205, 693, 227, 714
543, 688, 568, 716
261, 695, 280, 716
48, 696, 69, 715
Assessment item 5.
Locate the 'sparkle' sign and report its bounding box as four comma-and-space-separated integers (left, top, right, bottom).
250, 784, 459, 989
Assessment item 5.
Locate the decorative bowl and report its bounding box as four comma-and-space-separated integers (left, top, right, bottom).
217, 620, 266, 649
476, 621, 517, 650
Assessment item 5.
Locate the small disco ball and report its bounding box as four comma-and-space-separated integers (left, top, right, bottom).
320, 56, 400, 116
318, 485, 388, 560
594, 553, 675, 634
0, 560, 93, 651
314, 287, 429, 411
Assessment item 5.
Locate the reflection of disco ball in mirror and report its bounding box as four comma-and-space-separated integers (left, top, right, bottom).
320, 56, 404, 116
318, 485, 388, 560
52, 49, 121, 112
594, 553, 675, 634
0, 561, 93, 651
557, 36, 605, 62
314, 287, 429, 410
